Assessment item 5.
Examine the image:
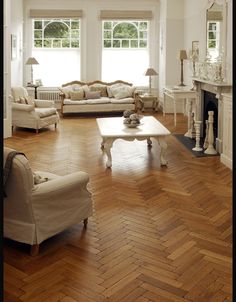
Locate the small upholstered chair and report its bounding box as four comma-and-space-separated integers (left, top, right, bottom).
11, 86, 60, 133
3, 147, 93, 256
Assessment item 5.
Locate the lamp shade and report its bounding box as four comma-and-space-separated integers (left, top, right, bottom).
178, 50, 187, 60
145, 68, 158, 76
26, 57, 39, 65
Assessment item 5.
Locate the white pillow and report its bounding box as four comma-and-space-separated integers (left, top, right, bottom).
112, 86, 134, 99
107, 83, 123, 97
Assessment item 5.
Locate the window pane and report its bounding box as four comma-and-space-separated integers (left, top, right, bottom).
122, 40, 129, 48
43, 39, 52, 47
208, 40, 216, 48
139, 40, 147, 47
34, 40, 42, 47
131, 40, 138, 48
53, 40, 61, 47
62, 40, 70, 47
139, 31, 147, 39
71, 40, 79, 47
209, 32, 216, 39
34, 30, 42, 39
104, 40, 111, 47
104, 31, 111, 39
104, 22, 112, 30
71, 30, 79, 38
71, 21, 79, 29
113, 40, 120, 47
140, 22, 147, 30
34, 21, 42, 29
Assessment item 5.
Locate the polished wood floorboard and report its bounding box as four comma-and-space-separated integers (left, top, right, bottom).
4, 111, 232, 302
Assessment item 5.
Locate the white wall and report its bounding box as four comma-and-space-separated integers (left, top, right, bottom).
23, 0, 160, 89
11, 0, 24, 86
4, 0, 12, 138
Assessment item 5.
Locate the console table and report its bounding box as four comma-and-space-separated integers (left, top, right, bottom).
163, 86, 197, 127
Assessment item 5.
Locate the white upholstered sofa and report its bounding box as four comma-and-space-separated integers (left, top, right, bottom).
59, 80, 137, 116
11, 86, 60, 133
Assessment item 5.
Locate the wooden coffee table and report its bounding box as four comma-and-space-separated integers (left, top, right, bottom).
96, 116, 171, 168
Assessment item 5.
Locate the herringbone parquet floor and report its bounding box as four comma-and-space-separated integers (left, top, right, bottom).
4, 111, 232, 302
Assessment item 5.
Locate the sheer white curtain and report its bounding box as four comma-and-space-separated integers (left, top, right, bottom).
102, 49, 149, 86
32, 49, 80, 86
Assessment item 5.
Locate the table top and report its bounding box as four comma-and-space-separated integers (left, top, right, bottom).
96, 116, 170, 138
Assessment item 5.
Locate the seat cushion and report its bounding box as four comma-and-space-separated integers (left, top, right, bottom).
110, 97, 134, 104
35, 108, 57, 118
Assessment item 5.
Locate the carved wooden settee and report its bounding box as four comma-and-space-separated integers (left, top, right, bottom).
59, 80, 137, 115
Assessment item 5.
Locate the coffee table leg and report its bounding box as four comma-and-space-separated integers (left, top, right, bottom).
147, 138, 152, 147
157, 138, 168, 166
103, 138, 114, 168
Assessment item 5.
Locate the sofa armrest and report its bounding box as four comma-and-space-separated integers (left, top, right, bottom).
31, 172, 90, 203
34, 100, 55, 108
12, 103, 35, 112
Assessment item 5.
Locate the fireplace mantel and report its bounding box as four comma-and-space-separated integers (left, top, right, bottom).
192, 78, 232, 153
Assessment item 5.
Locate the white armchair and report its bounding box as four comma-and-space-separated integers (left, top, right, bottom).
11, 86, 60, 133
3, 147, 93, 256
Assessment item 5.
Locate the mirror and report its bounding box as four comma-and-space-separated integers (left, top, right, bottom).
206, 1, 224, 62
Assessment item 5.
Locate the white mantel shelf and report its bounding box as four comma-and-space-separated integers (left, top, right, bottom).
192, 77, 232, 87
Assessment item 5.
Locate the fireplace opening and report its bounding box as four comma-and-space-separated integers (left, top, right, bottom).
202, 91, 218, 144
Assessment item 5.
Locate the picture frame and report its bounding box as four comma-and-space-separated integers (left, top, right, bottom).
192, 40, 199, 56
11, 34, 17, 60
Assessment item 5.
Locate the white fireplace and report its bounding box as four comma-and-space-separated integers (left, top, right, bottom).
192, 78, 232, 153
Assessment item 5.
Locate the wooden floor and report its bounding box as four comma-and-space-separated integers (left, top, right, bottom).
4, 111, 232, 302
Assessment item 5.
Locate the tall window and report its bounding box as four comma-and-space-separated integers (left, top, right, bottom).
102, 21, 149, 86
32, 18, 80, 86
207, 21, 220, 61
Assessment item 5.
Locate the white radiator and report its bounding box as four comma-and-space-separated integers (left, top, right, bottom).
37, 87, 61, 101
37, 87, 61, 109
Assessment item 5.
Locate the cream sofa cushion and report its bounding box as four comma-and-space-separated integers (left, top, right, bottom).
35, 108, 57, 118
90, 85, 108, 97
111, 85, 134, 99
70, 90, 84, 100
110, 97, 134, 104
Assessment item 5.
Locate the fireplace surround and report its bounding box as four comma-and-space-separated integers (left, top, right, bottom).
192, 78, 231, 153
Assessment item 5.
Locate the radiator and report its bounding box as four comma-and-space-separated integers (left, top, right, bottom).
37, 87, 61, 101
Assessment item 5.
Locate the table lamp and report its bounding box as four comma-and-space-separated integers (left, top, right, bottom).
145, 68, 158, 95
26, 57, 39, 84
178, 50, 187, 86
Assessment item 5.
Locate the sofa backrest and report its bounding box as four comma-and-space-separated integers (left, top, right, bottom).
62, 80, 133, 88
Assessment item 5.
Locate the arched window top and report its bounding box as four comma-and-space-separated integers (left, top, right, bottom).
44, 21, 69, 38
113, 22, 138, 39
33, 19, 80, 48
103, 20, 148, 49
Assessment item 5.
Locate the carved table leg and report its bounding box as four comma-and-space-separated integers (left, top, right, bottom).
184, 99, 194, 138
101, 138, 105, 149
156, 138, 168, 166
147, 138, 152, 147
103, 138, 114, 168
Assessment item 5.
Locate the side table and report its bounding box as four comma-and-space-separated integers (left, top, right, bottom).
27, 84, 40, 99
138, 95, 159, 112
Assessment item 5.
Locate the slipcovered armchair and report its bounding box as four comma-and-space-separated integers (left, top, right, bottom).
10, 86, 60, 133
3, 147, 93, 256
